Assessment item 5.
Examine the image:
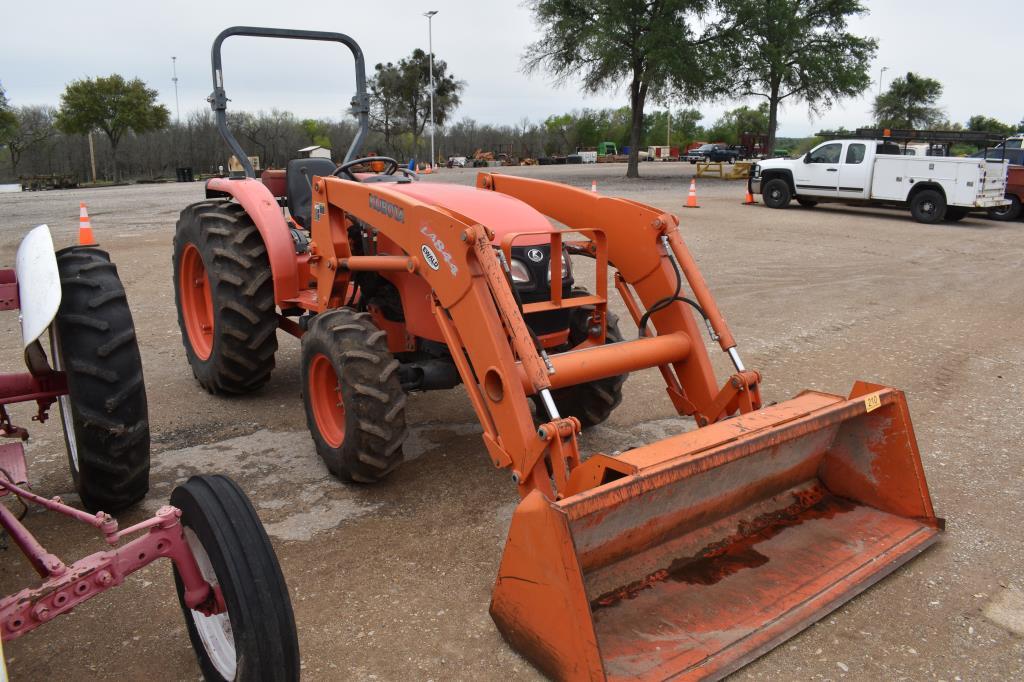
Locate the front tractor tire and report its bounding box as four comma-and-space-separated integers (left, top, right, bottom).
52, 247, 150, 513
173, 201, 278, 394
300, 309, 407, 483
547, 295, 627, 429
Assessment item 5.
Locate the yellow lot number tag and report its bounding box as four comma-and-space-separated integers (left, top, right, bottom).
864, 394, 881, 413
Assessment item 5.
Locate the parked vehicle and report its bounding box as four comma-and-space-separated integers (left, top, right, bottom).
989, 164, 1023, 220
686, 143, 724, 163
971, 146, 1024, 166
750, 137, 1009, 223
171, 25, 943, 681
707, 146, 740, 163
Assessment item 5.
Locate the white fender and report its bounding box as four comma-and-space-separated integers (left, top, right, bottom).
15, 224, 61, 348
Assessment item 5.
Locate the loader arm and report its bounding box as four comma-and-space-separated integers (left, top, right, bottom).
309, 173, 941, 681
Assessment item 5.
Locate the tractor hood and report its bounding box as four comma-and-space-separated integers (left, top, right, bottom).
388, 182, 554, 245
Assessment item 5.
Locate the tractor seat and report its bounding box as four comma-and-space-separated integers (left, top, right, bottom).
286, 158, 337, 228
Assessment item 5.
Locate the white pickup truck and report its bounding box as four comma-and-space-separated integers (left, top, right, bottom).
749, 138, 1009, 223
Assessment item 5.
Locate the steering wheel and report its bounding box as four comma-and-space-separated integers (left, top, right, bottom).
333, 156, 417, 182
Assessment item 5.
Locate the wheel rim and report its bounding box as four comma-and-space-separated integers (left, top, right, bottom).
921, 200, 935, 215
179, 244, 214, 361
185, 528, 237, 680
48, 326, 79, 472
991, 205, 1009, 217
309, 353, 345, 448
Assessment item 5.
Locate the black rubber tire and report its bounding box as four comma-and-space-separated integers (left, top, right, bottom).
300, 309, 407, 482
762, 178, 792, 209
546, 293, 626, 428
173, 200, 278, 394
52, 246, 149, 513
171, 475, 299, 682
988, 195, 1022, 221
910, 189, 947, 224
945, 206, 970, 222
796, 198, 818, 208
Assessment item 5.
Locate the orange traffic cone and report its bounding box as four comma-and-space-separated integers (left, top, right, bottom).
683, 178, 700, 208
591, 180, 598, 193
743, 187, 757, 205
78, 202, 96, 245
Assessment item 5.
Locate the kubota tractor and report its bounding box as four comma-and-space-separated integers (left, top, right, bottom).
173, 26, 943, 681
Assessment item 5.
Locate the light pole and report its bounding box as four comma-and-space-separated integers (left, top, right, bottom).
172, 56, 181, 122
878, 66, 889, 96
424, 10, 438, 166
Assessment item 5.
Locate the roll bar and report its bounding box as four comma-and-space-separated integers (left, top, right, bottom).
209, 26, 370, 178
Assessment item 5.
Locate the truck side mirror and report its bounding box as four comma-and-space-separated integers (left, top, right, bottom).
803, 154, 812, 164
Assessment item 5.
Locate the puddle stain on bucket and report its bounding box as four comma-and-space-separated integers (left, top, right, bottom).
591, 485, 857, 610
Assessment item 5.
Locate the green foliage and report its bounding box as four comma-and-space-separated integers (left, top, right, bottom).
524, 0, 727, 177
368, 49, 464, 160
4, 105, 56, 174
967, 115, 1015, 137
872, 72, 944, 129
703, 103, 770, 145
719, 0, 877, 152
647, 108, 703, 148
300, 119, 332, 148
55, 75, 169, 180
0, 83, 17, 144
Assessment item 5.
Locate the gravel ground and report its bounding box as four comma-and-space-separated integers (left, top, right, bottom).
0, 162, 1021, 681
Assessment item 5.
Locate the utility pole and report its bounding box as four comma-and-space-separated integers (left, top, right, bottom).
172, 56, 181, 122
88, 131, 97, 183
667, 110, 671, 146
424, 10, 438, 166
878, 66, 889, 97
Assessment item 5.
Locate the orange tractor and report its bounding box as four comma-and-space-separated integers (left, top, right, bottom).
174, 26, 943, 680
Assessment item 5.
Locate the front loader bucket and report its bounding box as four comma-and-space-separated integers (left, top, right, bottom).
491, 382, 941, 681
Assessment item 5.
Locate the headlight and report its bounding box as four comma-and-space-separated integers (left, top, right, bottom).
547, 250, 571, 283
509, 258, 531, 284
752, 164, 760, 177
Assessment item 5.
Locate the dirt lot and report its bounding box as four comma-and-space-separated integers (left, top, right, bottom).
0, 162, 1022, 681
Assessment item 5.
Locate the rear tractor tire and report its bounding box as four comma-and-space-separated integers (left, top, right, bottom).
546, 293, 626, 429
300, 309, 407, 483
173, 200, 278, 395
52, 246, 149, 513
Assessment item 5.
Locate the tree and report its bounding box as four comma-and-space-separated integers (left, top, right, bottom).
525, 0, 727, 178
55, 75, 169, 181
368, 50, 463, 160
703, 103, 770, 145
720, 0, 877, 154
0, 83, 16, 145
872, 72, 944, 129
300, 118, 332, 149
5, 106, 56, 175
967, 115, 1014, 138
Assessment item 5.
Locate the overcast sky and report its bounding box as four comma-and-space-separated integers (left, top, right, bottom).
2, 1, 1020, 137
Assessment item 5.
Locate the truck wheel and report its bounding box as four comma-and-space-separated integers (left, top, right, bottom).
762, 178, 792, 209
988, 195, 1022, 221
944, 207, 970, 222
796, 198, 818, 208
547, 293, 626, 428
52, 247, 149, 513
173, 201, 278, 394
910, 189, 946, 223
171, 475, 299, 682
300, 309, 407, 482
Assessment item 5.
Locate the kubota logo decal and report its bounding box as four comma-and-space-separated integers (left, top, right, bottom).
421, 245, 440, 270
369, 194, 404, 223
527, 248, 544, 263
420, 226, 458, 276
